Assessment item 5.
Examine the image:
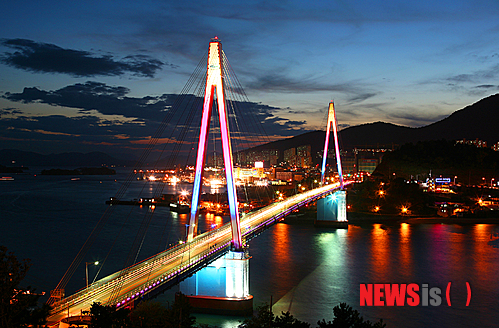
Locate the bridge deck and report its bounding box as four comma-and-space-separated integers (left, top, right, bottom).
48, 182, 348, 323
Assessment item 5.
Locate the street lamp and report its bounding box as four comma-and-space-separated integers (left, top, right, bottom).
492, 178, 495, 188
85, 261, 99, 289
454, 176, 457, 185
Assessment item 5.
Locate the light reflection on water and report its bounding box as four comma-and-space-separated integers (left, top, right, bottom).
1, 173, 499, 327
247, 222, 499, 328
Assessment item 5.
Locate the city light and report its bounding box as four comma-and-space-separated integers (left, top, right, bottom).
210, 179, 223, 187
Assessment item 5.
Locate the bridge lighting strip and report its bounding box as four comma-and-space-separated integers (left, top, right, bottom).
52, 182, 351, 314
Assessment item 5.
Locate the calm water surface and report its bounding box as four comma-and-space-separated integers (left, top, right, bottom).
1, 170, 498, 327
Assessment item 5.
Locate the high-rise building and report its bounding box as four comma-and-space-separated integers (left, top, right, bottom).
237, 149, 280, 166
284, 148, 296, 166
297, 145, 312, 168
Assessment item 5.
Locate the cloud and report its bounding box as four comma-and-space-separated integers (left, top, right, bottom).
3, 81, 172, 121
0, 114, 158, 154
1, 81, 314, 156
474, 84, 497, 89
346, 93, 378, 104
385, 111, 449, 127
0, 39, 168, 77
443, 64, 499, 86
3, 81, 311, 136
287, 110, 309, 114
0, 107, 23, 117
247, 73, 344, 93
246, 72, 379, 104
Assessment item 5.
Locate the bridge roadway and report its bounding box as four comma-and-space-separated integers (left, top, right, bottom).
48, 181, 350, 324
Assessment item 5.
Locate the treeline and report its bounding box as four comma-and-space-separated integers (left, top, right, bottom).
89, 299, 386, 328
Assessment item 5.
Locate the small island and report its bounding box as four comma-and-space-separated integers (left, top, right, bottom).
41, 167, 116, 175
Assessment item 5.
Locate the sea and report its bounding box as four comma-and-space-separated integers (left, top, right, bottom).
1, 168, 499, 327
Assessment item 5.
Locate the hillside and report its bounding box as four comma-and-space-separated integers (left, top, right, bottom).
240, 93, 499, 155
2, 94, 498, 167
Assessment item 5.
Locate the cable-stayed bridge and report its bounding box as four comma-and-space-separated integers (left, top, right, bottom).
46, 37, 349, 325
47, 181, 349, 323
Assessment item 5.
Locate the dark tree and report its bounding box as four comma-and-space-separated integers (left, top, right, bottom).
274, 311, 310, 328
239, 303, 309, 328
239, 303, 275, 328
90, 302, 130, 328
316, 303, 385, 328
0, 246, 51, 328
129, 301, 166, 328
164, 293, 196, 328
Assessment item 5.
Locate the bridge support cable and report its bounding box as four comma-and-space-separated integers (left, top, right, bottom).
47, 52, 209, 306
221, 51, 272, 148
220, 51, 274, 207
48, 37, 291, 316
107, 61, 209, 305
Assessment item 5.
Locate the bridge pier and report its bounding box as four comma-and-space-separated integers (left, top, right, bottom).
181, 249, 253, 316
315, 190, 348, 228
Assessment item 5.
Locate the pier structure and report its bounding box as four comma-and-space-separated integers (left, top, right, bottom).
316, 101, 348, 228
185, 37, 252, 314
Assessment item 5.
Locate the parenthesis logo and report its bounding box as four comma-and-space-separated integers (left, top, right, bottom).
446, 282, 452, 306
466, 282, 471, 306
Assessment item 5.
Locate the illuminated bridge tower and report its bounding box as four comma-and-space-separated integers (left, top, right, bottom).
185, 37, 252, 315
316, 101, 348, 227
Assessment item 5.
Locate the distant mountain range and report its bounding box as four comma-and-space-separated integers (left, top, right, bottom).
243, 93, 499, 156
0, 149, 132, 167
340, 93, 499, 148
2, 94, 498, 167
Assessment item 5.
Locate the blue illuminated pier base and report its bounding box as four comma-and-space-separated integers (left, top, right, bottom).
315, 189, 348, 228
181, 250, 253, 315
184, 37, 251, 315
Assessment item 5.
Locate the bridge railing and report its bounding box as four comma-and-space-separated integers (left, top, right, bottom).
50, 241, 192, 313
50, 182, 349, 314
